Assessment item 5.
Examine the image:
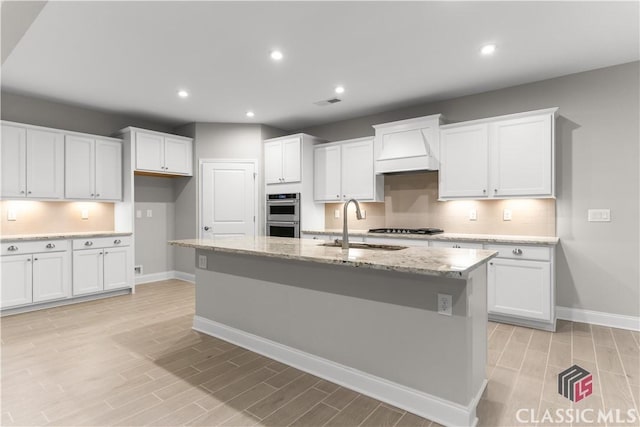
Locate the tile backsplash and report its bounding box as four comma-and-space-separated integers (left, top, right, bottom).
324, 172, 556, 236
0, 201, 115, 235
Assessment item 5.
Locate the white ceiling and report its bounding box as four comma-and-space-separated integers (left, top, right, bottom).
2, 1, 639, 130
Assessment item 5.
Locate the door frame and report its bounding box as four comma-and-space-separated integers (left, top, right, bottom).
198, 159, 259, 239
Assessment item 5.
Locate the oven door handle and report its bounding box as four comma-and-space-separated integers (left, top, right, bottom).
267, 221, 299, 226
267, 200, 299, 204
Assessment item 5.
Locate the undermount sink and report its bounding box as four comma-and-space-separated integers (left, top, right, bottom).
319, 240, 408, 251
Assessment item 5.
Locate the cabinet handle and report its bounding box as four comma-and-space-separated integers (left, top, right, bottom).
96, 193, 100, 197
114, 239, 121, 244
105, 251, 109, 255
453, 244, 461, 248
98, 252, 102, 256
512, 248, 523, 255
204, 226, 210, 231
84, 241, 93, 246
27, 258, 31, 262
34, 258, 38, 261
7, 245, 18, 251
46, 243, 55, 249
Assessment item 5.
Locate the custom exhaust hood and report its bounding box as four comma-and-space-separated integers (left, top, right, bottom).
373, 114, 442, 174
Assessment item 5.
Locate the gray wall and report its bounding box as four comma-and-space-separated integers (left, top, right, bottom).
173, 122, 286, 274
300, 62, 640, 318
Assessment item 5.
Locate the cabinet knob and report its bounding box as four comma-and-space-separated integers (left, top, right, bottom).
483, 189, 486, 193
46, 243, 55, 249
512, 248, 523, 255
343, 195, 346, 198
105, 251, 109, 255
7, 245, 18, 251
114, 239, 121, 244
494, 189, 498, 193
96, 193, 100, 197
204, 226, 210, 231
34, 258, 38, 261
27, 191, 32, 194
27, 258, 31, 262
90, 193, 95, 197
336, 195, 340, 198
84, 241, 93, 246
490, 262, 493, 265
19, 190, 25, 194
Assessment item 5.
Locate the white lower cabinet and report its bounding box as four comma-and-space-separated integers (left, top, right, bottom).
73, 240, 131, 296
1, 254, 33, 308
32, 251, 71, 303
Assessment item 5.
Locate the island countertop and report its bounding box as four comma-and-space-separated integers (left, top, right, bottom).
170, 236, 498, 278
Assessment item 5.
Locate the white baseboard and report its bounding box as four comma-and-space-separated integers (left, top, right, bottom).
193, 315, 481, 427
556, 306, 640, 331
135, 270, 195, 285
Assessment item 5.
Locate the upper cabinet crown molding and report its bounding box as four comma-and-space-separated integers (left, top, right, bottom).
372, 114, 443, 174
439, 108, 558, 200
116, 127, 193, 177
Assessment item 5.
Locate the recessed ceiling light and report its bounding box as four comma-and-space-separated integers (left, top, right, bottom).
177, 90, 189, 98
246, 111, 255, 118
480, 44, 496, 55
335, 86, 345, 94
270, 50, 283, 61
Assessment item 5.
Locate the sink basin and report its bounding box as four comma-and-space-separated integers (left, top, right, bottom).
319, 241, 408, 251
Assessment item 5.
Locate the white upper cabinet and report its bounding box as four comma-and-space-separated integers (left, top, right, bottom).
129, 129, 193, 176
439, 124, 489, 198
314, 137, 383, 202
373, 115, 442, 174
1, 124, 64, 199
265, 136, 301, 184
439, 108, 557, 200
65, 136, 122, 200
490, 114, 552, 197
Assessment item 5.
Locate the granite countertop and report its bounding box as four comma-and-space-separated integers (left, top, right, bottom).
169, 236, 497, 278
302, 229, 559, 245
1, 231, 132, 242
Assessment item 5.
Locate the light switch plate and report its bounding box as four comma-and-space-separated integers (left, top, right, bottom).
361, 210, 366, 219
81, 209, 89, 220
588, 209, 611, 222
146, 209, 153, 218
503, 209, 512, 221
334, 209, 340, 219
7, 209, 16, 221
469, 209, 477, 221
136, 210, 142, 218
198, 255, 207, 269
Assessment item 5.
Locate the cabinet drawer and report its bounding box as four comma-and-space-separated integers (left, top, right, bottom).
430, 240, 484, 249
484, 244, 551, 261
72, 236, 131, 250
365, 237, 430, 247
2, 239, 69, 255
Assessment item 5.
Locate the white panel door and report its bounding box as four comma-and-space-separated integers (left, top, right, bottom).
26, 129, 64, 198
281, 137, 301, 183
32, 251, 70, 303
0, 254, 32, 308
1, 125, 27, 198
95, 140, 122, 200
264, 141, 283, 184
341, 139, 374, 200
65, 135, 95, 199
490, 114, 552, 197
164, 137, 192, 175
201, 162, 256, 238
439, 125, 489, 198
488, 258, 551, 321
103, 246, 130, 290
135, 132, 164, 172
73, 249, 104, 295
314, 145, 341, 202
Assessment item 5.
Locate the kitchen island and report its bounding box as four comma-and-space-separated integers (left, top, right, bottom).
170, 236, 497, 426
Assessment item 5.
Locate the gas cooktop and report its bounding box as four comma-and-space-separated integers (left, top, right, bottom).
368, 228, 444, 235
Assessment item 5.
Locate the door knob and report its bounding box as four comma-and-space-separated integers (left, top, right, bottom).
204, 226, 210, 231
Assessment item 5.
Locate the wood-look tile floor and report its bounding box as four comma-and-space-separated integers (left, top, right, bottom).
1, 280, 638, 427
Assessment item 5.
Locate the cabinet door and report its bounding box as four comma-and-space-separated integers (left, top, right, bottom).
281, 137, 301, 183
490, 114, 552, 197
65, 135, 95, 199
1, 125, 27, 198
0, 254, 32, 308
72, 249, 104, 295
135, 132, 164, 172
26, 129, 64, 198
314, 145, 342, 201
103, 247, 130, 290
264, 141, 283, 184
439, 125, 489, 198
32, 251, 70, 303
95, 140, 122, 200
164, 137, 192, 175
488, 258, 551, 321
341, 139, 374, 200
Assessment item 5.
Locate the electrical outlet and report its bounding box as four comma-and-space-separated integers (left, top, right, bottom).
81, 209, 89, 220
146, 209, 153, 218
7, 209, 16, 221
198, 255, 207, 269
588, 209, 611, 222
334, 209, 340, 219
437, 294, 452, 316
503, 209, 512, 221
134, 265, 143, 275
469, 209, 477, 221
136, 210, 142, 218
